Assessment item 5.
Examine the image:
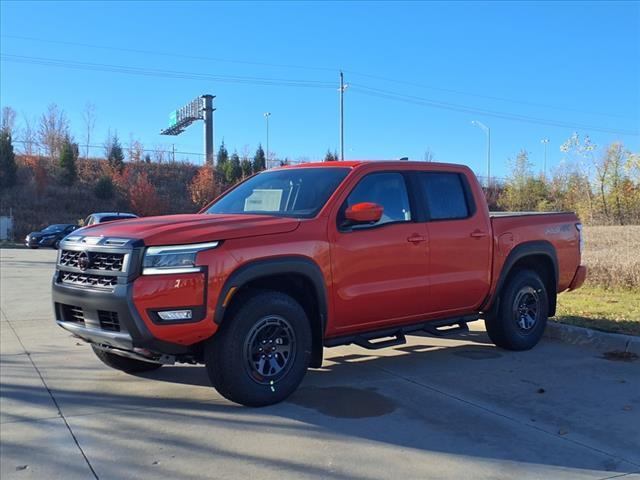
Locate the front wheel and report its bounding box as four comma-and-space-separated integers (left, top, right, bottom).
485, 269, 548, 351
53, 240, 61, 250
205, 291, 312, 407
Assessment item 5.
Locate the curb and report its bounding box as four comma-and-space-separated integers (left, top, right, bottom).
545, 321, 640, 354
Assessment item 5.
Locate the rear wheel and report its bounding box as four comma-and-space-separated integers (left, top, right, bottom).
205, 291, 312, 407
91, 345, 162, 373
485, 269, 548, 351
53, 240, 61, 250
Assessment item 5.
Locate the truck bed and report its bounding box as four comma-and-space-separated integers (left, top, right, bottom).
489, 211, 574, 218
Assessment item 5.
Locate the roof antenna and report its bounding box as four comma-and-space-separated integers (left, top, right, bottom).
399, 157, 409, 161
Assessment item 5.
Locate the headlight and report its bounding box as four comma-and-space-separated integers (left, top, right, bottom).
142, 241, 219, 275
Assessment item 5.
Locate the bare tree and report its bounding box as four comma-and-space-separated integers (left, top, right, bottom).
82, 102, 96, 159
20, 115, 38, 157
424, 148, 436, 162
38, 103, 69, 160
1, 106, 17, 136
128, 133, 144, 162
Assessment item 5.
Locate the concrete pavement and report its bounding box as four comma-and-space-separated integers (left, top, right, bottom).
1, 248, 639, 479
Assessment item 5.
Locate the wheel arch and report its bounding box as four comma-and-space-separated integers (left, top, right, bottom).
488, 241, 559, 317
214, 256, 328, 368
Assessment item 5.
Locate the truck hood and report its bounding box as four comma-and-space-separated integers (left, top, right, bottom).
75, 214, 300, 246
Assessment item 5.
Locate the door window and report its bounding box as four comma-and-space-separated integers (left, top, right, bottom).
340, 172, 411, 229
418, 172, 472, 220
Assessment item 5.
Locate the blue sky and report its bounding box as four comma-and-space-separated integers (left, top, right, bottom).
1, 1, 638, 178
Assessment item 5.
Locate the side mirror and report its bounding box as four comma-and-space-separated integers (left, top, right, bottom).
344, 202, 383, 225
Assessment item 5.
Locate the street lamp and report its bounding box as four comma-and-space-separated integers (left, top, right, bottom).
541, 138, 550, 178
264, 112, 271, 168
471, 120, 491, 187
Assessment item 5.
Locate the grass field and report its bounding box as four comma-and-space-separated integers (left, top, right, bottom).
553, 226, 640, 336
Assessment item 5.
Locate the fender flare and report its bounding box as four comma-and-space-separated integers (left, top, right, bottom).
214, 256, 329, 333
486, 240, 559, 315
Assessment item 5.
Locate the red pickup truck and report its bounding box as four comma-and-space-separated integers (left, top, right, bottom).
53, 161, 586, 406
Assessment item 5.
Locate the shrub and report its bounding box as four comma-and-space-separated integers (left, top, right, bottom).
94, 175, 115, 200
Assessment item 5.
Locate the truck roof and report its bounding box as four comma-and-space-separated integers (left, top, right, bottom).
280, 160, 469, 170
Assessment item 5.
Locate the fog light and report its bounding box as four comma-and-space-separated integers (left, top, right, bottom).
157, 310, 192, 321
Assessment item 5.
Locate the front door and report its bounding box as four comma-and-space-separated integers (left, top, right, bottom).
329, 172, 429, 334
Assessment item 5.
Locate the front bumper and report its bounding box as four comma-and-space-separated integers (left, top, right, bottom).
52, 236, 223, 356
26, 236, 56, 247
52, 279, 192, 354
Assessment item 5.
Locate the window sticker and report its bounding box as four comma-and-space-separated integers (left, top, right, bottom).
244, 189, 283, 212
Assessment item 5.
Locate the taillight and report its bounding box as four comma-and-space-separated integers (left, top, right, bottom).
576, 223, 584, 256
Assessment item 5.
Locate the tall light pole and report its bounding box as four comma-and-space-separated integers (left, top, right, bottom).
339, 71, 348, 161
471, 120, 491, 187
264, 112, 271, 168
541, 138, 550, 178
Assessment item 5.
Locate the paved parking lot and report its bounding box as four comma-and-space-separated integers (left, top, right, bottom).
1, 248, 639, 479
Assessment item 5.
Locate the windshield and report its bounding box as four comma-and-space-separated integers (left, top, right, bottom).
205, 167, 350, 218
42, 224, 67, 233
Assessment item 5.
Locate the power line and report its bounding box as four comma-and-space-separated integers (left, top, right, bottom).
3, 33, 633, 120
0, 54, 335, 88
0, 34, 338, 73
349, 84, 639, 136
3, 53, 638, 136
11, 139, 205, 157
342, 69, 634, 120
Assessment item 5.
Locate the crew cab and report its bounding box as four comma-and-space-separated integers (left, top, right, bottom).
52, 161, 587, 406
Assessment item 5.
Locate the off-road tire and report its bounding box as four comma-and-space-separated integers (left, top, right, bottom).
205, 290, 312, 407
485, 269, 548, 351
91, 345, 163, 373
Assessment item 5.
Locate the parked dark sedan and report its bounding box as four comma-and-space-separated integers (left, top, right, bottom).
25, 224, 78, 249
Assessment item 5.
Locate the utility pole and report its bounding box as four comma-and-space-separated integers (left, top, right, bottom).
541, 138, 550, 178
202, 95, 215, 165
339, 71, 348, 161
264, 112, 271, 168
471, 120, 491, 187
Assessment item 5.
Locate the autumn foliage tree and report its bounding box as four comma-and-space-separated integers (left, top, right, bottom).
189, 165, 222, 208
128, 172, 162, 216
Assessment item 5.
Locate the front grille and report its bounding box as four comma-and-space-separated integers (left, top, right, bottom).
60, 250, 125, 272
98, 310, 120, 332
91, 252, 125, 271
60, 271, 117, 290
61, 304, 85, 325
59, 250, 80, 268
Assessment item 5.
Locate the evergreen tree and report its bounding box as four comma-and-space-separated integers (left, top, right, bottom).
253, 144, 266, 172
324, 149, 338, 162
107, 134, 125, 173
240, 156, 252, 178
59, 135, 77, 185
225, 152, 242, 183
0, 130, 17, 188
217, 141, 229, 169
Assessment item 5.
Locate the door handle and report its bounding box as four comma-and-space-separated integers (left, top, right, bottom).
470, 230, 488, 239
407, 234, 427, 244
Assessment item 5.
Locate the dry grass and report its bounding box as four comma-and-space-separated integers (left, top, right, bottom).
582, 226, 640, 290
555, 225, 639, 335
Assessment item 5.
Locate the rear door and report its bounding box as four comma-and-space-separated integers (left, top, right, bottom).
415, 171, 492, 315
329, 171, 429, 334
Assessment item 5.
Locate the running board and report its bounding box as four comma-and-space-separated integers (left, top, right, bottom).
324, 314, 479, 349
423, 322, 469, 337
353, 332, 406, 350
